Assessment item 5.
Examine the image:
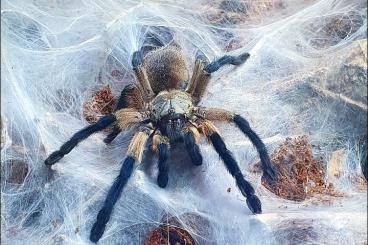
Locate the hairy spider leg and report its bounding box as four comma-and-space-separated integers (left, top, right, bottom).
209, 132, 262, 214
183, 130, 203, 166
200, 120, 262, 214
195, 107, 277, 183
204, 52, 250, 73
90, 156, 134, 243
44, 114, 116, 165
157, 142, 170, 188
132, 49, 155, 101
233, 114, 276, 182
152, 131, 170, 188
186, 51, 210, 103
104, 84, 143, 144
90, 130, 150, 243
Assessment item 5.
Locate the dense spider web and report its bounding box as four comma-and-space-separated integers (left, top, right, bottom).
1, 0, 367, 244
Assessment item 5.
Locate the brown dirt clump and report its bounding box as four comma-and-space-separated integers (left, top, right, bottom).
2, 159, 29, 185
143, 224, 195, 245
273, 219, 319, 244
260, 136, 340, 201
82, 85, 116, 124
204, 0, 283, 27
307, 12, 365, 49
143, 212, 212, 245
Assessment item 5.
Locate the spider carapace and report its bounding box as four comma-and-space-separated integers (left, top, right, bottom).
45, 45, 276, 243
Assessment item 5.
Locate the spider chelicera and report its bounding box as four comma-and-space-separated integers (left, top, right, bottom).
45, 44, 276, 243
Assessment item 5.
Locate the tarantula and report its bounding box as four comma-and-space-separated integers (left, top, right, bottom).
45, 45, 276, 242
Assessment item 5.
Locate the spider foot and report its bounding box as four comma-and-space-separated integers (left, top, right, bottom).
232, 52, 250, 65
157, 172, 168, 188
246, 194, 262, 214
90, 222, 106, 243
190, 153, 203, 166
44, 151, 64, 165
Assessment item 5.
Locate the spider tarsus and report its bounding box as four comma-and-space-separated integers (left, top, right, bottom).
44, 114, 116, 166
157, 172, 168, 188
246, 194, 262, 214
157, 143, 169, 188
90, 219, 106, 243
204, 52, 250, 73
44, 151, 64, 165
232, 52, 250, 65
191, 153, 203, 166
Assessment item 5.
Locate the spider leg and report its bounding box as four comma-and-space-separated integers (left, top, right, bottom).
103, 127, 121, 144
204, 52, 250, 74
90, 129, 150, 242
199, 120, 262, 214
196, 107, 276, 182
232, 114, 276, 182
156, 142, 170, 188
132, 50, 155, 101
187, 51, 250, 104
186, 51, 210, 104
44, 114, 116, 166
152, 131, 170, 188
183, 126, 203, 166
104, 84, 144, 144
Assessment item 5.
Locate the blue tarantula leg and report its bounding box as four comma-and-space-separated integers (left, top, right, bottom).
233, 114, 276, 182
196, 108, 276, 183
152, 132, 170, 188
183, 127, 203, 166
90, 156, 135, 243
103, 127, 121, 144
204, 52, 250, 73
90, 130, 150, 243
104, 84, 144, 144
157, 143, 170, 188
201, 120, 262, 214
44, 114, 116, 166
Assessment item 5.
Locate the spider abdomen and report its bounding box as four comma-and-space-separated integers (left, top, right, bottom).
143, 46, 189, 93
